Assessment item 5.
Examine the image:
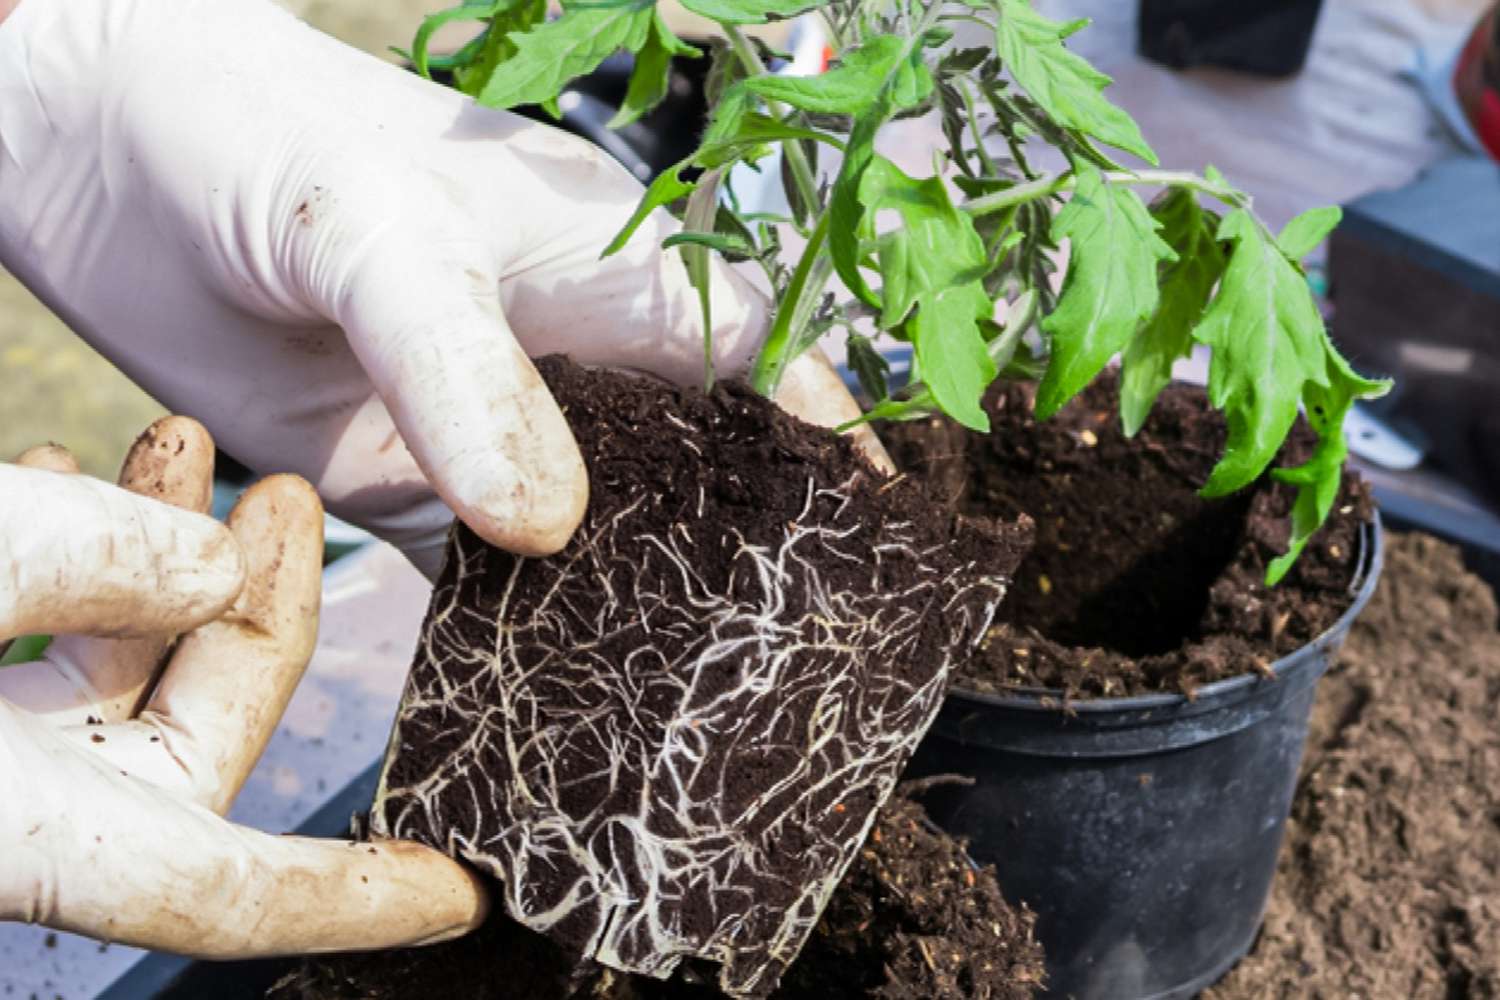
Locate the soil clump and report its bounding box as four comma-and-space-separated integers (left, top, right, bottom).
883, 372, 1373, 697
371, 356, 1031, 995
269, 787, 1046, 1000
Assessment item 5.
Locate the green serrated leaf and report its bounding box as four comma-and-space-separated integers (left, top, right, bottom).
602, 166, 696, 257
475, 1, 653, 110
1277, 205, 1342, 263
991, 0, 1157, 164
837, 387, 940, 431
745, 35, 932, 114
603, 103, 846, 256
679, 0, 827, 24
410, 0, 504, 80
1265, 347, 1391, 583
608, 13, 700, 129
0, 634, 50, 666
1119, 189, 1225, 435
820, 38, 936, 310
828, 112, 885, 308
449, 0, 550, 97
1036, 166, 1175, 419
859, 157, 996, 430
662, 229, 754, 257
1193, 209, 1332, 497
846, 334, 892, 401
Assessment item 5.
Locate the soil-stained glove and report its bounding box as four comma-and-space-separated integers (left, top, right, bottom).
0, 424, 488, 956
0, 0, 884, 580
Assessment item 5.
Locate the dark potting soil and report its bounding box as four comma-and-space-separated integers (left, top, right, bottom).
881, 372, 1374, 697
1207, 531, 1500, 999
268, 788, 1046, 1000
371, 357, 1033, 995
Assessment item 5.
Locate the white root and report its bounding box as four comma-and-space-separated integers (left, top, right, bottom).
374, 471, 1007, 996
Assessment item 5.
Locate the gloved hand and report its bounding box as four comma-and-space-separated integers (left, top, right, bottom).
0, 0, 885, 580
0, 419, 487, 956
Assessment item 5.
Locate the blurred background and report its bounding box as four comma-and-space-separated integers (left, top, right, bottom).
0, 0, 1493, 477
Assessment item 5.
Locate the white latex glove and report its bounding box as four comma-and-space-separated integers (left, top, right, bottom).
0, 424, 488, 956
0, 0, 883, 579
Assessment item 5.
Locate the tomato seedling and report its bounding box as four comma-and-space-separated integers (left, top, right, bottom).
408, 0, 1389, 582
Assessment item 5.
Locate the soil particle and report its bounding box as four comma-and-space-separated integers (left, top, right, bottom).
1207, 532, 1500, 999
881, 373, 1373, 697
267, 789, 1044, 1000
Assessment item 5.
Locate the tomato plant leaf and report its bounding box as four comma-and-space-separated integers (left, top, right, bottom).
1266, 348, 1390, 583
1119, 188, 1225, 435
828, 112, 886, 308
679, 0, 828, 25
745, 35, 932, 114
859, 157, 995, 430
845, 334, 892, 401
820, 39, 935, 308
1193, 209, 1333, 496
475, 0, 654, 111
1036, 166, 1175, 420
602, 104, 846, 256
1277, 205, 1341, 263
661, 230, 753, 257
989, 0, 1157, 164
608, 13, 701, 128
449, 0, 549, 96
601, 166, 697, 257
410, 0, 504, 80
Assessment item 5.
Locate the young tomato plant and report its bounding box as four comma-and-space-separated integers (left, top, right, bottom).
410, 0, 1390, 583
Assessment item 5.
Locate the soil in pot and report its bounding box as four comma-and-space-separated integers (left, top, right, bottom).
1207, 531, 1500, 999
882, 371, 1374, 698
368, 357, 1033, 996
268, 785, 1047, 1000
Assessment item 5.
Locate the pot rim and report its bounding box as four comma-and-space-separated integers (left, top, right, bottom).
948, 508, 1385, 715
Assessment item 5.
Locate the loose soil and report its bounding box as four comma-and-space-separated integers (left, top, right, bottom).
1207, 531, 1500, 999
268, 787, 1046, 1000
371, 357, 1032, 995
882, 373, 1374, 697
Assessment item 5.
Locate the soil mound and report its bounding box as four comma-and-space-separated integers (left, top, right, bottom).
883, 373, 1372, 697
1207, 532, 1500, 998
269, 788, 1045, 999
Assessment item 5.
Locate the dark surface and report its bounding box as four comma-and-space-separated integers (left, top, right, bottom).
1138, 0, 1325, 77
268, 789, 1046, 1000
906, 519, 1383, 1000
883, 373, 1371, 698
374, 357, 1032, 995
1330, 156, 1500, 507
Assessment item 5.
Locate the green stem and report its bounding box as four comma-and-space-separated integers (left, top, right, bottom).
750, 213, 830, 397
962, 169, 1248, 218
723, 25, 822, 219
958, 79, 1000, 178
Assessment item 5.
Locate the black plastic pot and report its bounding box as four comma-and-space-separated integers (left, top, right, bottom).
1138, 0, 1326, 78
904, 514, 1383, 1000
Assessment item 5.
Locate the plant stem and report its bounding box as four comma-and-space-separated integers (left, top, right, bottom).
723, 25, 822, 219
962, 169, 1249, 218
750, 213, 830, 397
